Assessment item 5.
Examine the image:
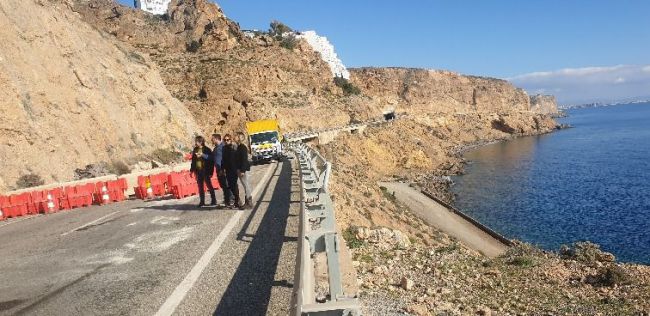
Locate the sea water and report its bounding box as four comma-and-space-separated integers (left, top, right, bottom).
452, 102, 650, 264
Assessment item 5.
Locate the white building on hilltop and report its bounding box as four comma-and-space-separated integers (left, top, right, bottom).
134, 0, 171, 15
296, 31, 350, 79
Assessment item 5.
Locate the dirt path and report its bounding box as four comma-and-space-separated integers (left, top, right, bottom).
378, 182, 508, 257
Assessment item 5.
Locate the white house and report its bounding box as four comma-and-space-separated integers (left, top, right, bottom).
134, 0, 171, 15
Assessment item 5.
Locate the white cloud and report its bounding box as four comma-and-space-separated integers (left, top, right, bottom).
508, 64, 650, 104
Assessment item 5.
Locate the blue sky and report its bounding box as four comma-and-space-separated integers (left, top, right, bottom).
118, 0, 650, 104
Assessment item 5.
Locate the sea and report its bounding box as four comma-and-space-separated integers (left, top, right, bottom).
451, 102, 650, 264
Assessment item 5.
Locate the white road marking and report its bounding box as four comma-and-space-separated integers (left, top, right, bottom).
0, 215, 38, 228
61, 210, 121, 236
155, 162, 278, 316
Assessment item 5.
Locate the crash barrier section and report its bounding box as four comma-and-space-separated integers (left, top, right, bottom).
133, 170, 222, 200
168, 170, 221, 199
0, 179, 129, 220
290, 142, 360, 316
134, 173, 170, 199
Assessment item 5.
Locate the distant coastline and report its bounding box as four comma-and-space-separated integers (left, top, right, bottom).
560, 99, 650, 110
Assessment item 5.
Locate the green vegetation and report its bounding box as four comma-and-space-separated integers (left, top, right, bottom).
334, 76, 361, 96
151, 148, 183, 165
269, 20, 292, 37
590, 265, 632, 287
342, 226, 364, 249
560, 241, 611, 264
379, 186, 397, 204
16, 173, 44, 189
508, 255, 537, 267
109, 161, 131, 176
279, 34, 298, 50
186, 40, 202, 53
436, 242, 460, 253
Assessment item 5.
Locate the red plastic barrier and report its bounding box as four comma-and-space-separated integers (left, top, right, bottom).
62, 184, 94, 209
0, 196, 8, 220
168, 171, 220, 199
134, 173, 169, 200
95, 180, 127, 205
8, 194, 29, 217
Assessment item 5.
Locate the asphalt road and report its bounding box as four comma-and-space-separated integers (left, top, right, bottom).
0, 160, 299, 316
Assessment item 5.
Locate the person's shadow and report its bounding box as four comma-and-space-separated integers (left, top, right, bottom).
213, 161, 296, 315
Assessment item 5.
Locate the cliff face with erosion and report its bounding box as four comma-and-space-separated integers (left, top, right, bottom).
350, 67, 532, 114
530, 94, 559, 114
0, 0, 198, 192
72, 0, 356, 134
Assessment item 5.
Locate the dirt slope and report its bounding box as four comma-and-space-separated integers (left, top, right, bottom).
0, 0, 198, 192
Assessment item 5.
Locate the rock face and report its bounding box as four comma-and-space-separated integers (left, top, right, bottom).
350, 67, 532, 114
530, 94, 559, 114
0, 0, 198, 192
71, 0, 359, 134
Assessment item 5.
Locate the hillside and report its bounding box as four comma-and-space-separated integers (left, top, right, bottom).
0, 0, 198, 192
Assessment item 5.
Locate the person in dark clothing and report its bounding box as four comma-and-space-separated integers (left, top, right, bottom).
235, 132, 253, 209
211, 133, 230, 206
221, 134, 243, 209
190, 135, 216, 207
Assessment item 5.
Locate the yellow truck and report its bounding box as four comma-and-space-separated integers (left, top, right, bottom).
246, 119, 283, 163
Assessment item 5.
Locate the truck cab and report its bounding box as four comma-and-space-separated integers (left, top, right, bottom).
246, 120, 283, 163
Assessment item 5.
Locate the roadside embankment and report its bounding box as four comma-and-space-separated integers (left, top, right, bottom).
378, 182, 508, 258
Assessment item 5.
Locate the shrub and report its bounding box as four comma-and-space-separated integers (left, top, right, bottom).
588, 265, 632, 287
342, 226, 364, 249
16, 173, 45, 189
186, 40, 201, 53
334, 76, 361, 96
279, 34, 298, 50
109, 161, 131, 176
508, 255, 537, 267
269, 20, 292, 37
151, 148, 182, 165
560, 241, 613, 264
379, 186, 397, 204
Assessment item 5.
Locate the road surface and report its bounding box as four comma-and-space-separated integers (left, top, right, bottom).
379, 181, 508, 257
0, 161, 300, 316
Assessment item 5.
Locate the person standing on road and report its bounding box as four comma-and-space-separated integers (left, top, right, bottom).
222, 134, 243, 209
235, 132, 253, 209
211, 133, 230, 207
190, 135, 216, 207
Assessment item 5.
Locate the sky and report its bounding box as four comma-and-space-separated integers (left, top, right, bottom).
118, 0, 650, 104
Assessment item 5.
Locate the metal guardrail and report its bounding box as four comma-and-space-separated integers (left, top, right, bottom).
290, 143, 360, 316
284, 114, 404, 143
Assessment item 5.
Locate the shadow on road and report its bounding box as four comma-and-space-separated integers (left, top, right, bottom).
213, 161, 295, 315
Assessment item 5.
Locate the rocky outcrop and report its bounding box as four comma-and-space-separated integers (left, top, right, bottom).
350, 67, 532, 114
0, 0, 198, 192
71, 0, 355, 133
530, 94, 559, 114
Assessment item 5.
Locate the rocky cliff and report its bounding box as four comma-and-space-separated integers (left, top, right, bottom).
530, 94, 559, 114
350, 67, 532, 114
71, 0, 356, 134
0, 0, 198, 192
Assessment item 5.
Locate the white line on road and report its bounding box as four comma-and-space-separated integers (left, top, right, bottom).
0, 215, 38, 228
155, 162, 278, 316
61, 210, 121, 236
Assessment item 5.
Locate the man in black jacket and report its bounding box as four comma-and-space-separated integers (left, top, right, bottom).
235, 132, 253, 209
221, 134, 242, 209
211, 133, 230, 206
190, 135, 216, 207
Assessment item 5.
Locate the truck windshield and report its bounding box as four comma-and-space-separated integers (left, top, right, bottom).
250, 131, 278, 144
